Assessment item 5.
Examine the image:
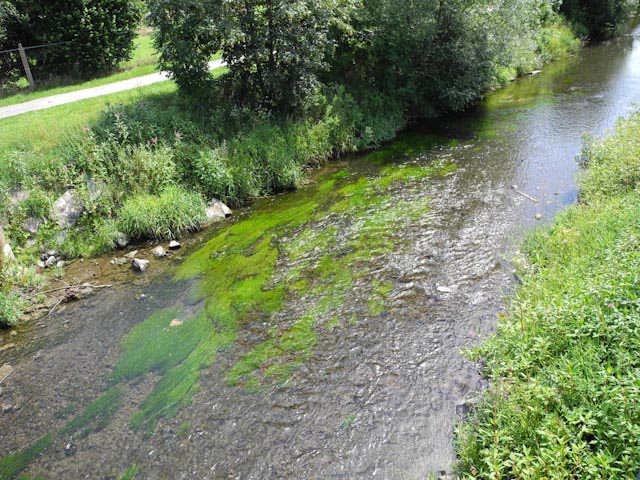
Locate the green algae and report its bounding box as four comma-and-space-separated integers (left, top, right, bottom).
118, 465, 139, 480
363, 132, 454, 165
61, 386, 123, 437
0, 434, 53, 480
368, 280, 394, 316
111, 309, 207, 382
0, 136, 456, 478
0, 388, 123, 480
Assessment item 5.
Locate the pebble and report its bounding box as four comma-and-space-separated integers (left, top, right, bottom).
152, 246, 166, 258
125, 250, 138, 259
168, 240, 181, 250
64, 442, 77, 456
535, 213, 543, 220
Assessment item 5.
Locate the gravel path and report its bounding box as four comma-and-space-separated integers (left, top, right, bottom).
0, 59, 225, 120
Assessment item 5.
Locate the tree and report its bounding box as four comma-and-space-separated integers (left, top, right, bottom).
560, 0, 634, 38
149, 0, 354, 113
3, 0, 143, 79
0, 1, 21, 82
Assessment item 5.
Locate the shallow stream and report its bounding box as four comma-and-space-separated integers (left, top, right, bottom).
2, 25, 640, 479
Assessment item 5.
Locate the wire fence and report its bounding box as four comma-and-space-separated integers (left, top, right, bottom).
0, 39, 78, 90
0, 31, 133, 90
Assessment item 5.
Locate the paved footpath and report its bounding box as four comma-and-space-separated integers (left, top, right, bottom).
0, 59, 225, 120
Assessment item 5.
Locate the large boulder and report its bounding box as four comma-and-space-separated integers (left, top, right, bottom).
52, 190, 83, 228
205, 199, 233, 224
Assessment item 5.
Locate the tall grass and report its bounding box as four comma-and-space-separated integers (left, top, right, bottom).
456, 112, 640, 478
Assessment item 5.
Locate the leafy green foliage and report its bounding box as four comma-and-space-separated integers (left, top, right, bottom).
0, 289, 22, 328
456, 111, 640, 478
149, 0, 349, 112
3, 0, 143, 79
561, 0, 636, 38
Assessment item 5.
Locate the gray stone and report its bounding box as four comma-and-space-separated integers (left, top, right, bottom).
131, 258, 150, 272
535, 213, 543, 220
152, 246, 166, 258
205, 199, 233, 224
3, 244, 15, 263
111, 257, 127, 266
125, 250, 138, 259
9, 189, 29, 207
23, 217, 42, 235
456, 398, 478, 418
115, 232, 130, 249
168, 240, 181, 250
37, 260, 46, 269
52, 190, 83, 228
56, 260, 65, 268
44, 256, 57, 268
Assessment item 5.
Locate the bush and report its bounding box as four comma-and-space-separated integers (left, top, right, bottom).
117, 185, 206, 240
0, 290, 22, 328
4, 0, 143, 79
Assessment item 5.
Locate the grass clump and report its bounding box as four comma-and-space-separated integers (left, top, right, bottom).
456, 111, 640, 478
0, 290, 23, 328
117, 185, 206, 240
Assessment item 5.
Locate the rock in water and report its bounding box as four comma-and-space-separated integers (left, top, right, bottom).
168, 241, 181, 250
52, 190, 83, 228
152, 246, 166, 258
115, 232, 130, 249
205, 199, 233, 224
64, 442, 77, 456
131, 258, 150, 272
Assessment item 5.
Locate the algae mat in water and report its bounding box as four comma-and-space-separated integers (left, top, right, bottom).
1, 136, 457, 478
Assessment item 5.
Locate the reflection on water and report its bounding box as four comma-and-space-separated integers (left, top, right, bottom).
2, 25, 640, 480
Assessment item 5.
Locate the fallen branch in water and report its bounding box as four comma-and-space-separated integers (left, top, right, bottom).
30, 283, 114, 298
512, 186, 539, 203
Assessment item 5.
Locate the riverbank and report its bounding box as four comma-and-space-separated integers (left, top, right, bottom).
456, 111, 640, 477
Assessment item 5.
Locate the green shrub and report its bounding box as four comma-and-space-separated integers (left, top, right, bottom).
118, 185, 206, 240
0, 290, 22, 328
580, 112, 640, 202
4, 0, 143, 78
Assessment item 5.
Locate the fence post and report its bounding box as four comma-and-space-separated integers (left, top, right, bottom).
17, 43, 35, 89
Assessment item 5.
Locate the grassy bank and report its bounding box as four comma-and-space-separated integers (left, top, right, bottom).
456, 111, 640, 478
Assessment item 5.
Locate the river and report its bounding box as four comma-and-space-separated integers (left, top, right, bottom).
2, 24, 640, 480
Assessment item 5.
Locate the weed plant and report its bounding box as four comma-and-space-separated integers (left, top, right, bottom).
456, 111, 640, 478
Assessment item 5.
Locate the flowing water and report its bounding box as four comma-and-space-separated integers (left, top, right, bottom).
2, 26, 640, 480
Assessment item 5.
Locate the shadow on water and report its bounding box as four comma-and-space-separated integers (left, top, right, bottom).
2, 25, 640, 479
